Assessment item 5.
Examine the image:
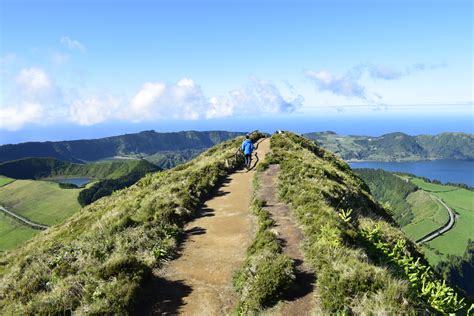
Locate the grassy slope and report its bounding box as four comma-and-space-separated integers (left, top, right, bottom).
268, 133, 423, 313
0, 214, 38, 251
411, 178, 474, 264
0, 135, 253, 314
403, 190, 448, 240
0, 176, 14, 187
0, 180, 82, 226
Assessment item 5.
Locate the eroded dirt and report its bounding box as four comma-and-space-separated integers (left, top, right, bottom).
258, 164, 317, 316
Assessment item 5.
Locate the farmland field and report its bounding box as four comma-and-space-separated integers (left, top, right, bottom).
0, 179, 82, 226
0, 213, 38, 251
410, 178, 474, 265
402, 190, 448, 240
0, 176, 14, 187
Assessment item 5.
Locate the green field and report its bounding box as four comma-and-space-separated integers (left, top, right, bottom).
0, 213, 38, 251
410, 178, 474, 264
0, 176, 14, 187
0, 179, 82, 226
402, 190, 448, 240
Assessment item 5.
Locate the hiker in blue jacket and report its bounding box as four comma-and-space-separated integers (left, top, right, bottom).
241, 135, 254, 169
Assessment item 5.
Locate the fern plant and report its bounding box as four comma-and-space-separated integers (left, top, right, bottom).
361, 226, 465, 313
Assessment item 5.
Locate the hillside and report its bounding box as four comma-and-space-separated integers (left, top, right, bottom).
0, 132, 466, 314
356, 169, 474, 264
0, 130, 244, 164
305, 131, 474, 161
0, 158, 159, 180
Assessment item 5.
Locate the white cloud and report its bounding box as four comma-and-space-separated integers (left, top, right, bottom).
2, 73, 303, 130
16, 67, 52, 92
0, 103, 43, 131
126, 77, 303, 122
60, 36, 86, 53
127, 78, 209, 121
69, 95, 122, 126
367, 63, 445, 80
368, 65, 403, 80
305, 62, 445, 102
306, 69, 367, 99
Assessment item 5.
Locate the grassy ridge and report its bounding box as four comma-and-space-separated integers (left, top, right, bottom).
266, 132, 459, 313
0, 180, 82, 226
0, 134, 259, 314
0, 157, 159, 180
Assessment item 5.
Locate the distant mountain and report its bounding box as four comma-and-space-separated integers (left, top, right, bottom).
0, 130, 245, 164
304, 131, 474, 161
0, 157, 159, 180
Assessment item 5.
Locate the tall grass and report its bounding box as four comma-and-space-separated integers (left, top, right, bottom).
0, 133, 263, 314
269, 132, 421, 313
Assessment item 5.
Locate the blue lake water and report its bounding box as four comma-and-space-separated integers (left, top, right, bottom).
55, 178, 91, 187
349, 160, 474, 187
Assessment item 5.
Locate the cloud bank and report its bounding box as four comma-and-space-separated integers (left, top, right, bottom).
306, 63, 445, 102
1, 67, 303, 129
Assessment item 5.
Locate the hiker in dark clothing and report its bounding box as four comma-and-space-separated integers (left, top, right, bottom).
241, 135, 254, 169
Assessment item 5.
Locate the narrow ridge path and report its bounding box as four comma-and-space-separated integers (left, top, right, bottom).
152, 138, 270, 315
258, 164, 317, 315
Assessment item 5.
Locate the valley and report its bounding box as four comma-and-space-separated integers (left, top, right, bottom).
0, 131, 471, 313
356, 168, 473, 269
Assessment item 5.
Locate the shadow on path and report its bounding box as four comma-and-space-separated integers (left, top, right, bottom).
137, 276, 193, 315
281, 259, 316, 302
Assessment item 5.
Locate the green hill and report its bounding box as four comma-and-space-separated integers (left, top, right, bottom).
0, 157, 159, 180
305, 131, 474, 161
0, 130, 244, 164
0, 132, 466, 314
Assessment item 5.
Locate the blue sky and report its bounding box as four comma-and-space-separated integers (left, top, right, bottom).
0, 0, 472, 143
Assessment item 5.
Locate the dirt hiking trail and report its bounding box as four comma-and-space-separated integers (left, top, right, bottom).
258, 164, 318, 316
149, 138, 270, 315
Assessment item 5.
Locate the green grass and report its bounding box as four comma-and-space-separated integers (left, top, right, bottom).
0, 213, 38, 251
410, 178, 474, 265
402, 190, 448, 240
0, 179, 82, 226
0, 176, 14, 187
0, 133, 264, 314
268, 133, 421, 313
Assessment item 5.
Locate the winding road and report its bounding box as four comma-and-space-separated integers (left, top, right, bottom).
415, 195, 456, 244
0, 205, 49, 230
